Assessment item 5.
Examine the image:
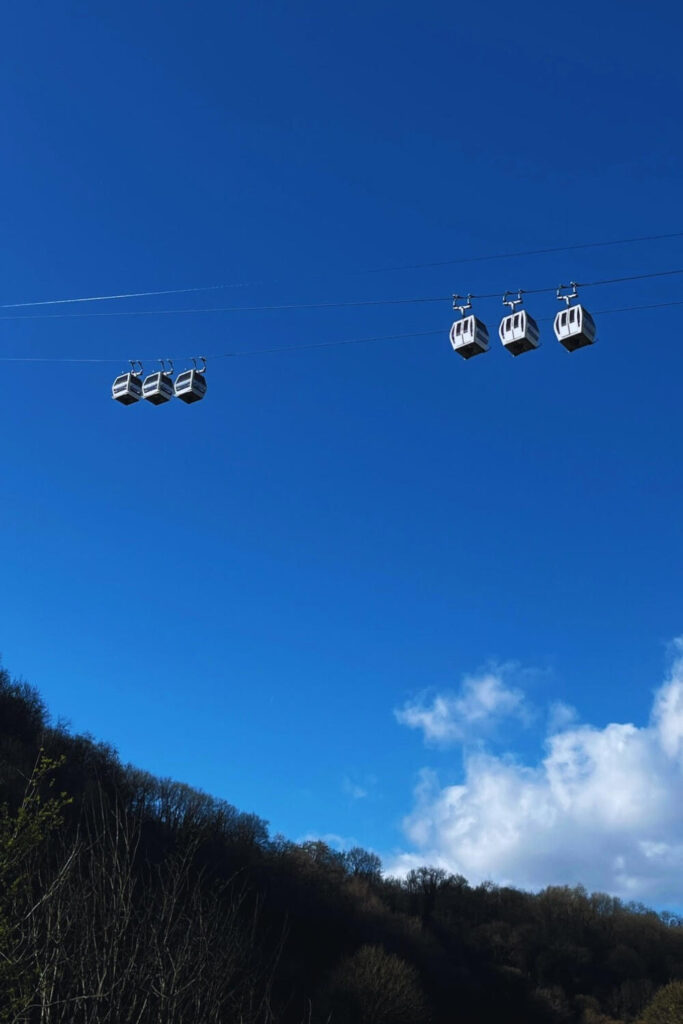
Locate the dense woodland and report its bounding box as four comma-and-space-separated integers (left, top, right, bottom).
1, 668, 682, 1023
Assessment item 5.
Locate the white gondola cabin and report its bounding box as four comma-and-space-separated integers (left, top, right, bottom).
499, 308, 540, 357
142, 362, 175, 405
553, 303, 597, 352
112, 362, 143, 405
449, 296, 489, 360
449, 315, 489, 359
174, 357, 207, 404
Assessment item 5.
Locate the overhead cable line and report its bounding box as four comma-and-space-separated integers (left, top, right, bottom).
363, 230, 683, 274
545, 297, 683, 320
0, 296, 447, 321
471, 267, 683, 299
0, 329, 445, 363
3, 230, 683, 310
1, 298, 682, 366
1, 266, 683, 322
0, 282, 259, 309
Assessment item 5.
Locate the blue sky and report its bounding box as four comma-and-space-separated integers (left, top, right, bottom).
2, 0, 683, 907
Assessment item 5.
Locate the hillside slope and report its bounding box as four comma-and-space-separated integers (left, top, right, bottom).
1, 666, 681, 1024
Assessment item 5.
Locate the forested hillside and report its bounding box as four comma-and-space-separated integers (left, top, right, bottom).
1, 666, 682, 1024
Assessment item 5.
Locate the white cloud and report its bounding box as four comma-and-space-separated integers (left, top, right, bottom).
394, 667, 527, 745
342, 774, 377, 801
390, 645, 683, 907
547, 700, 578, 733
343, 780, 368, 800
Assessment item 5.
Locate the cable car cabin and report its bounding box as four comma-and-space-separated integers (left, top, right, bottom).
112, 373, 142, 405
553, 305, 597, 352
449, 315, 489, 360
499, 310, 540, 357
174, 368, 207, 403
142, 371, 174, 405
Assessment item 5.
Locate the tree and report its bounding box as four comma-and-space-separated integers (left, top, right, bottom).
322, 944, 427, 1024
343, 846, 382, 879
405, 866, 450, 924
22, 791, 277, 1024
0, 752, 73, 1023
638, 981, 683, 1024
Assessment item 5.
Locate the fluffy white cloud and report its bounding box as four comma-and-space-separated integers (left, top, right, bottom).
390, 644, 683, 907
394, 668, 528, 745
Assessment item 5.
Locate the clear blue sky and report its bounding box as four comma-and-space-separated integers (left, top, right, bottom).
2, 0, 683, 906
